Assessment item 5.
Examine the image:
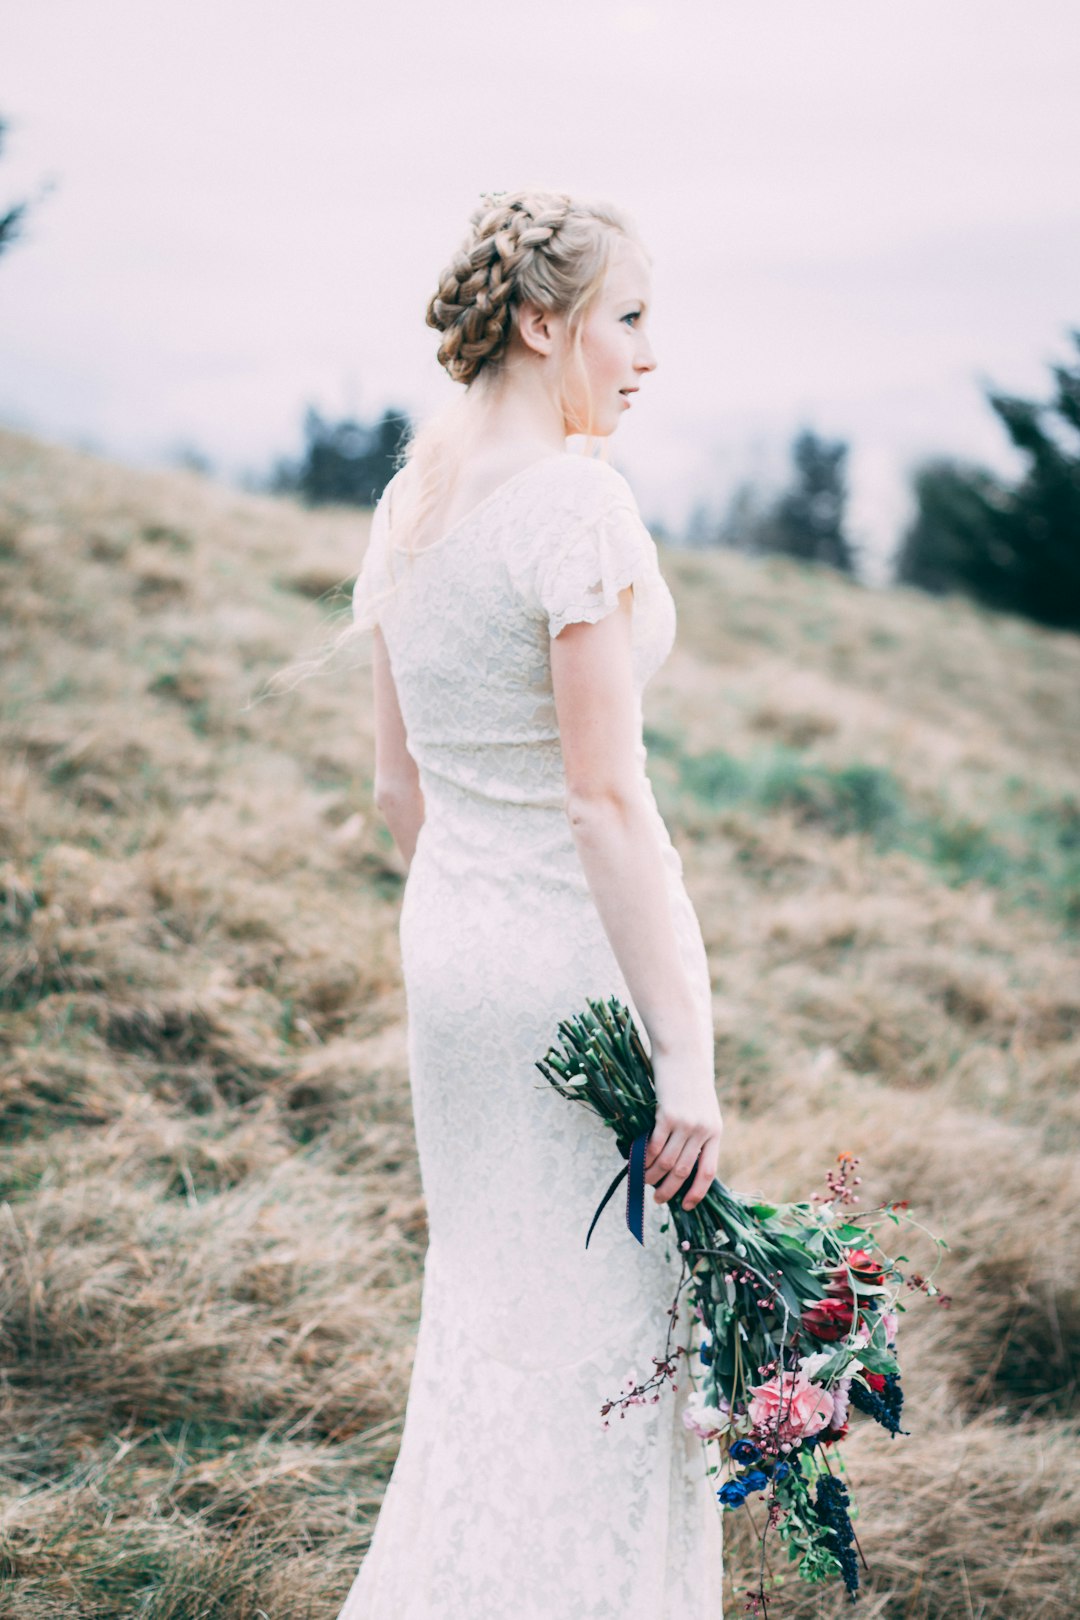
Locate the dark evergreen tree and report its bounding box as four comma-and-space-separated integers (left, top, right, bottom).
270, 405, 412, 507
895, 331, 1080, 631
893, 458, 1007, 599
717, 478, 776, 556
733, 429, 857, 574
761, 428, 856, 574
0, 117, 32, 258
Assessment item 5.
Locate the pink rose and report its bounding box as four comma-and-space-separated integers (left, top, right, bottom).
748, 1372, 834, 1443
882, 1310, 899, 1345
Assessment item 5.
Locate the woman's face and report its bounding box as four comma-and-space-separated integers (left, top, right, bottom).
565, 235, 657, 437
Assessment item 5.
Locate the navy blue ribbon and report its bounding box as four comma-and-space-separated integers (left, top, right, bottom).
585, 1130, 648, 1249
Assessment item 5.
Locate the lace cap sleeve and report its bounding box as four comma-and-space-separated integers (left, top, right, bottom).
534, 462, 655, 639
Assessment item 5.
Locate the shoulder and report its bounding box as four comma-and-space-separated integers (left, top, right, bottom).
548, 452, 636, 497
504, 455, 659, 628
522, 455, 654, 559
530, 453, 641, 529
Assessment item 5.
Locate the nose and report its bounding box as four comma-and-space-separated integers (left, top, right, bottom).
636, 340, 658, 374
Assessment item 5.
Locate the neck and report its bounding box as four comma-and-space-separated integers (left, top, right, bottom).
462, 360, 568, 459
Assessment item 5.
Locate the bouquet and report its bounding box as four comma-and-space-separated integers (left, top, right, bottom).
536, 996, 949, 1610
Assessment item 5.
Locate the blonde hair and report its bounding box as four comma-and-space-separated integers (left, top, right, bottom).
255, 187, 646, 700
373, 186, 648, 605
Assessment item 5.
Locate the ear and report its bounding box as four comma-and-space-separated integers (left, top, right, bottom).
516, 299, 556, 358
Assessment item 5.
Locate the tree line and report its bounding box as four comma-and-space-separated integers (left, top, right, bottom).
1, 108, 1075, 634
268, 331, 1080, 636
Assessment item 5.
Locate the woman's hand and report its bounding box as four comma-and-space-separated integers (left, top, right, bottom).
644, 1043, 724, 1213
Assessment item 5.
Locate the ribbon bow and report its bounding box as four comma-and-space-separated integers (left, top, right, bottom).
585, 1130, 649, 1249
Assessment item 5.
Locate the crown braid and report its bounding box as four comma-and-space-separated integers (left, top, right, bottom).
426, 189, 624, 385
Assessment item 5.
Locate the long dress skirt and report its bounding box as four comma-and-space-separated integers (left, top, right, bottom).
336, 449, 725, 1618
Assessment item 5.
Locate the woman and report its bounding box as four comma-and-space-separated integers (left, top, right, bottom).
337, 187, 725, 1619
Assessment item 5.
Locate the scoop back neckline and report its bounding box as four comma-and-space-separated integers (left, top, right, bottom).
388, 452, 575, 554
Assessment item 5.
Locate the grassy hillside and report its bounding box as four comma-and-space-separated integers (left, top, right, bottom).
1, 424, 1078, 1618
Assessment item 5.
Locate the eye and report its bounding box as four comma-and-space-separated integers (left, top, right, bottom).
622, 310, 641, 326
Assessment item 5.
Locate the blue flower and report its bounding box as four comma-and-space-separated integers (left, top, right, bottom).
699, 1338, 713, 1367
741, 1470, 769, 1494
773, 1461, 791, 1482
718, 1480, 748, 1508
729, 1439, 761, 1464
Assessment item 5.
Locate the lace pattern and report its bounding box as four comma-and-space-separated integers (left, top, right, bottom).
337, 453, 723, 1619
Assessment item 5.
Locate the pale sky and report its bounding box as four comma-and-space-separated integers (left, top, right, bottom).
2, 0, 1079, 579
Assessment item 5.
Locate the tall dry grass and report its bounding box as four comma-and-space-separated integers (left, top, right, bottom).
1, 424, 1077, 1617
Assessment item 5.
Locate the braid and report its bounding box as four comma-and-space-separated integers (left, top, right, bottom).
425, 189, 599, 385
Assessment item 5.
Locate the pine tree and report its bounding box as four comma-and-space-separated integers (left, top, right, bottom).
896, 331, 1080, 631
753, 428, 857, 575
0, 117, 32, 258
269, 406, 411, 507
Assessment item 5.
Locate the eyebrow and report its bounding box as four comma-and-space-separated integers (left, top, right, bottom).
619, 297, 649, 312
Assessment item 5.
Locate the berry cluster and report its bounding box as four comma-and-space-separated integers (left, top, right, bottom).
907, 1270, 953, 1308
813, 1150, 862, 1207
814, 1474, 859, 1597
599, 1345, 687, 1428
849, 1370, 907, 1436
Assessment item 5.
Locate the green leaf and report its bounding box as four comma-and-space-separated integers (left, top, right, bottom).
809, 1348, 853, 1383
855, 1346, 899, 1376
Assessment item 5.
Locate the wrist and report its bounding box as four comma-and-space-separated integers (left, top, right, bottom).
647, 1018, 710, 1063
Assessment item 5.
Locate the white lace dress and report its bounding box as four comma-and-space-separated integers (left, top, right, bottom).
337, 452, 724, 1620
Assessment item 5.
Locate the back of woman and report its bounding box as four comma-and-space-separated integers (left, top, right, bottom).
337, 188, 725, 1620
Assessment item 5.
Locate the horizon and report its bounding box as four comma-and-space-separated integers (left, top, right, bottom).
2, 1, 1079, 583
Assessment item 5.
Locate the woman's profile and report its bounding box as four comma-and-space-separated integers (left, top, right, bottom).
336, 186, 726, 1618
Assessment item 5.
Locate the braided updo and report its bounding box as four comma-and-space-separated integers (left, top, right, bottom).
425, 188, 641, 385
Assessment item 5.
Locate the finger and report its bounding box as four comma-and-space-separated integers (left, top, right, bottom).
653, 1134, 699, 1203
647, 1126, 688, 1195
660, 1130, 716, 1206
681, 1136, 720, 1211
644, 1120, 677, 1183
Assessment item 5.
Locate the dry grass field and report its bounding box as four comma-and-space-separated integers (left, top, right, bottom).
1, 423, 1078, 1618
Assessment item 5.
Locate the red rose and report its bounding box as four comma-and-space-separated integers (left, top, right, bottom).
863, 1372, 887, 1392
844, 1248, 886, 1285
802, 1296, 854, 1341
819, 1420, 849, 1446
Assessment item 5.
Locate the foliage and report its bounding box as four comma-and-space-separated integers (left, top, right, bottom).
0, 114, 54, 260
895, 330, 1080, 631
538, 996, 948, 1606
268, 404, 412, 507
0, 116, 31, 258
720, 429, 858, 576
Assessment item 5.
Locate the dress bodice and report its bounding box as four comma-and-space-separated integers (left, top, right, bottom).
352, 453, 678, 878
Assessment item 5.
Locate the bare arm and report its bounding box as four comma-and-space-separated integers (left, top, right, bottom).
550, 585, 722, 1211
371, 624, 425, 867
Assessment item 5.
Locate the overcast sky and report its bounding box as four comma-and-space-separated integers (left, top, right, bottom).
2, 0, 1078, 578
